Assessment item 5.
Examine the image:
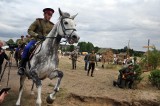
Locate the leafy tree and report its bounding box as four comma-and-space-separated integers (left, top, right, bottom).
86, 42, 94, 53
77, 42, 87, 52
94, 46, 100, 53
69, 45, 75, 52
6, 39, 15, 44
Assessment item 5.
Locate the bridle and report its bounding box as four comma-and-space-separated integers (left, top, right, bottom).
46, 17, 76, 40
60, 17, 77, 39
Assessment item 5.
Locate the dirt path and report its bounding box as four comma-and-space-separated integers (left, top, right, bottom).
0, 56, 160, 106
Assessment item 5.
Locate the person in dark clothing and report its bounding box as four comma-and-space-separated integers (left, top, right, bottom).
84, 53, 89, 71
87, 50, 96, 77
0, 42, 9, 75
113, 63, 135, 89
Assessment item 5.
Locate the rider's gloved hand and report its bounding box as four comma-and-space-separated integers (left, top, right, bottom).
37, 35, 46, 41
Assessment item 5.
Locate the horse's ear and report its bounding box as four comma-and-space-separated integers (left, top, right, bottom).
71, 13, 78, 19
58, 8, 64, 17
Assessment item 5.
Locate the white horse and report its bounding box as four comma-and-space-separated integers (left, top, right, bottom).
16, 8, 80, 106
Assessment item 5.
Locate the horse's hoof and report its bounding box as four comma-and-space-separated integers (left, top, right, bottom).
46, 95, 55, 104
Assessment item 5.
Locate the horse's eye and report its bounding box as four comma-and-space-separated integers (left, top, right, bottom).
64, 21, 68, 25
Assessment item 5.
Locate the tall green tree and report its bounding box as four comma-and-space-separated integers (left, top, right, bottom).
69, 45, 75, 52
77, 42, 87, 52
6, 39, 15, 44
86, 42, 94, 53
94, 46, 100, 53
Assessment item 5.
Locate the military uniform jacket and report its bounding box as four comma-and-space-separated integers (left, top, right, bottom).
88, 53, 96, 63
71, 53, 78, 61
17, 39, 26, 45
28, 18, 54, 40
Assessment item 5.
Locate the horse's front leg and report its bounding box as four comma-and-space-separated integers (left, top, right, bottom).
36, 85, 42, 106
30, 71, 42, 106
47, 70, 63, 104
16, 75, 26, 106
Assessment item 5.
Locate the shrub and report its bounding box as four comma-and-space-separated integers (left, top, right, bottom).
133, 64, 143, 83
149, 69, 160, 89
132, 64, 143, 89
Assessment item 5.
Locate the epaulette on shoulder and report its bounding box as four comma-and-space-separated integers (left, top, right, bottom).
36, 18, 43, 20
49, 21, 54, 25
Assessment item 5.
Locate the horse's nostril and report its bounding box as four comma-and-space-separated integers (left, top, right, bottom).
72, 35, 77, 39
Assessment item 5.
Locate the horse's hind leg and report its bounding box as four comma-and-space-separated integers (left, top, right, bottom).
47, 70, 63, 104
16, 75, 26, 106
30, 81, 35, 95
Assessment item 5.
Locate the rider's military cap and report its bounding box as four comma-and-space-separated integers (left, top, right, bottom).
43, 8, 54, 14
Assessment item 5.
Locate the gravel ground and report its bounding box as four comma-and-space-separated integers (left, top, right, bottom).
0, 56, 160, 106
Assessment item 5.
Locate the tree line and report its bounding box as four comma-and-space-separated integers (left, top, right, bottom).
5, 39, 144, 57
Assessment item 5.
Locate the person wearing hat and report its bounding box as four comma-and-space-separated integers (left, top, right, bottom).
17, 35, 26, 48
113, 63, 135, 88
24, 35, 31, 43
18, 8, 55, 75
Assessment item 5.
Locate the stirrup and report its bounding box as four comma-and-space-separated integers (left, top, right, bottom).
17, 67, 25, 75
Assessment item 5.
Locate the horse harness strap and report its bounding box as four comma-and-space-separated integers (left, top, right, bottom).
60, 18, 76, 38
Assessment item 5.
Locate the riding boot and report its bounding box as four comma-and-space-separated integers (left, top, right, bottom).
18, 58, 27, 75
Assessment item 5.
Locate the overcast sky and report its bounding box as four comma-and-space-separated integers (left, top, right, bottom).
0, 0, 160, 51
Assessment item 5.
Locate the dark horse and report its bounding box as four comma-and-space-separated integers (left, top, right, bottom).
16, 8, 79, 106
14, 43, 26, 67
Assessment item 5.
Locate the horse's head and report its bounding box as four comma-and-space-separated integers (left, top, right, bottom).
58, 8, 80, 44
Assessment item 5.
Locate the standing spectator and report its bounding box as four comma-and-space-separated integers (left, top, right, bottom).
87, 50, 96, 77
0, 41, 9, 75
84, 53, 89, 71
70, 50, 78, 70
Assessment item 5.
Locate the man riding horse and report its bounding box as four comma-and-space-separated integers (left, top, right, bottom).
18, 8, 55, 75
16, 8, 79, 106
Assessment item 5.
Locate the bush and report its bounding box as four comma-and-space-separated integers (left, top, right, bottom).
133, 64, 143, 83
149, 69, 160, 89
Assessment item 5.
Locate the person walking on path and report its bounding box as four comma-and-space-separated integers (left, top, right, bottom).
87, 50, 96, 77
